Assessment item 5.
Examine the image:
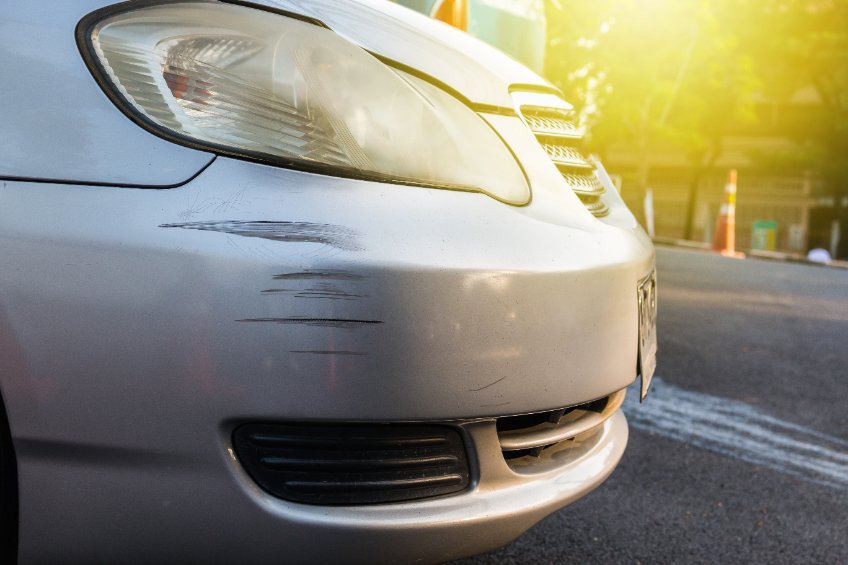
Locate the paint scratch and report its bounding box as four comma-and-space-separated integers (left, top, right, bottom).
261, 283, 365, 301
236, 317, 382, 329
294, 290, 365, 300
178, 189, 248, 221
160, 221, 361, 251
624, 377, 848, 490
272, 270, 366, 281
290, 350, 367, 356
481, 401, 512, 408
470, 376, 507, 392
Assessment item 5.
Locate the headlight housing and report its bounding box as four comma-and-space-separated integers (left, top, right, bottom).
77, 0, 530, 204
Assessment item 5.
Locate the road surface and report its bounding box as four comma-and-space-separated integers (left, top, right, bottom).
453, 246, 848, 564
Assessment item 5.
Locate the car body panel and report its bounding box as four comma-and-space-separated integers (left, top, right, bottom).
1, 157, 649, 560
0, 156, 650, 427
13, 411, 625, 564
0, 0, 215, 185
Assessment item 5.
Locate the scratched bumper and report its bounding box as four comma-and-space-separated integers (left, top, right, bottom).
2, 154, 651, 562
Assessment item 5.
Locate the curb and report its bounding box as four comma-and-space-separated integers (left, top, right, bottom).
652, 238, 848, 270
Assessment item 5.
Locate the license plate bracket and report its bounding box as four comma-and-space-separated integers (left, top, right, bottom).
637, 269, 657, 401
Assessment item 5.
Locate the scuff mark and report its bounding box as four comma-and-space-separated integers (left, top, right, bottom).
261, 283, 365, 300
294, 291, 363, 301
272, 269, 366, 281
236, 317, 382, 329
178, 189, 248, 221
481, 401, 512, 408
469, 376, 507, 392
290, 350, 367, 356
14, 438, 194, 469
160, 221, 361, 251
295, 282, 365, 300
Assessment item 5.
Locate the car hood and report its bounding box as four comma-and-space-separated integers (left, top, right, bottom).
249, 0, 556, 108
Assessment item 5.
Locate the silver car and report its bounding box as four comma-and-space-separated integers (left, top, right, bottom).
0, 0, 656, 563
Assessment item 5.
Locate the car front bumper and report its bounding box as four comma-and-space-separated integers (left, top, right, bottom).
1, 155, 651, 562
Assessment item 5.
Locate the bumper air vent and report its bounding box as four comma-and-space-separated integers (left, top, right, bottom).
496, 388, 626, 466
233, 423, 470, 505
515, 95, 610, 218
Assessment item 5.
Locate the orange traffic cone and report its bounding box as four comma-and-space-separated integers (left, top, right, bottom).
432, 0, 468, 30
712, 170, 745, 258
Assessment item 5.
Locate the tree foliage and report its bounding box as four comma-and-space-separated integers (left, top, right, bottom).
545, 0, 847, 248
546, 0, 757, 159
744, 0, 848, 182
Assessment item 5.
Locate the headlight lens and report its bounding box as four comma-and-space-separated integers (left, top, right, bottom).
80, 1, 529, 204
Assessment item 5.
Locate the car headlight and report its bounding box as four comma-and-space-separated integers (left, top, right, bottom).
77, 0, 530, 204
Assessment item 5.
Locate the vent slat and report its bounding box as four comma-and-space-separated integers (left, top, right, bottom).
520, 107, 583, 139
286, 474, 465, 493
516, 100, 610, 217
497, 388, 626, 454
260, 454, 459, 471
234, 424, 470, 505
543, 144, 596, 171
248, 433, 449, 449
578, 200, 610, 217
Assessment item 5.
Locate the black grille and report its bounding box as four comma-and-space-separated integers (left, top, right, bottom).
233, 423, 470, 505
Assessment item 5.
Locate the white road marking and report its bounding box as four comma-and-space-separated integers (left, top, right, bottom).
623, 377, 848, 490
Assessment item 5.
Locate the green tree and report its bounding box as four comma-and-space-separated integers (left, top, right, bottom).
742, 0, 848, 256
546, 0, 757, 232
546, 0, 848, 256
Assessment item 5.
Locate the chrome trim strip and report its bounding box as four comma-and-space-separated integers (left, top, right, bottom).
511, 91, 573, 113
542, 144, 596, 171
498, 388, 627, 451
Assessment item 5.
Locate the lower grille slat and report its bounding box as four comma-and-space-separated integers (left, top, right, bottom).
496, 388, 626, 464
286, 475, 465, 493
248, 433, 448, 449
234, 423, 470, 505
260, 454, 459, 471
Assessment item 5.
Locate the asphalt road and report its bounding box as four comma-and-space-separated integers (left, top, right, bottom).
452, 246, 848, 565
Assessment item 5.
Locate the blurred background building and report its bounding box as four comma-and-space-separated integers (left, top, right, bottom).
609, 86, 835, 255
